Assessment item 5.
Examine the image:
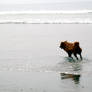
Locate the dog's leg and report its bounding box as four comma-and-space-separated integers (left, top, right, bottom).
74, 53, 78, 60
68, 52, 73, 59
80, 54, 82, 60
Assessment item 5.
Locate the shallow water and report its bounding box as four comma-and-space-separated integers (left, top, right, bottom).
0, 24, 92, 92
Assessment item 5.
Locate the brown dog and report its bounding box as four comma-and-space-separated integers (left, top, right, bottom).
60, 41, 82, 60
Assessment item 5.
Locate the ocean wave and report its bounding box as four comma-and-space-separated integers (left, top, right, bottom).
0, 10, 92, 14
0, 20, 92, 24
0, 10, 92, 24
0, 22, 92, 24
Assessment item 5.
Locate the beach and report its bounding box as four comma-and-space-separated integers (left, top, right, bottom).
0, 24, 92, 92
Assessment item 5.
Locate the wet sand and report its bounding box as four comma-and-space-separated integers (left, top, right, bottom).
0, 24, 92, 92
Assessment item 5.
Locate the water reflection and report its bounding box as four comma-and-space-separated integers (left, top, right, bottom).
64, 57, 75, 62
60, 73, 81, 84
64, 57, 82, 62
59, 57, 82, 84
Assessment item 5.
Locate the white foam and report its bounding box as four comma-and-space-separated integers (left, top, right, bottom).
0, 10, 92, 24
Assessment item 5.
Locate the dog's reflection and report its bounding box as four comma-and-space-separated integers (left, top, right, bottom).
60, 73, 81, 84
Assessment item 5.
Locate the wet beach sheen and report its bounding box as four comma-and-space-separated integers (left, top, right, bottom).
0, 24, 92, 92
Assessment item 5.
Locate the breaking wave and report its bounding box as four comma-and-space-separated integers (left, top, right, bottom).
0, 10, 92, 24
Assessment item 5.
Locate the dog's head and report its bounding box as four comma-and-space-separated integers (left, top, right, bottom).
60, 41, 67, 49
74, 41, 82, 52
74, 42, 79, 47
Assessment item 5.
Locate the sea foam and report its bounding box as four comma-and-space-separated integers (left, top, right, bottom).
0, 10, 92, 24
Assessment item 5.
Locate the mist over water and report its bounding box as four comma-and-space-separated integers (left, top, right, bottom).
0, 2, 92, 11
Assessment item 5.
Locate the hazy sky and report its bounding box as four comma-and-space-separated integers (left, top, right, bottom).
0, 0, 92, 4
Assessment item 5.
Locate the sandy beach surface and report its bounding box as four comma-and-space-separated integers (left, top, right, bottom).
0, 24, 92, 92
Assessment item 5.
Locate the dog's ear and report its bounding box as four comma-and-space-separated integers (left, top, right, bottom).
64, 40, 67, 42
74, 42, 79, 46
